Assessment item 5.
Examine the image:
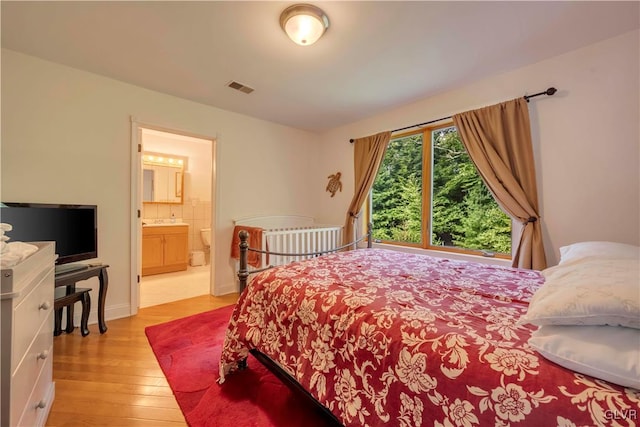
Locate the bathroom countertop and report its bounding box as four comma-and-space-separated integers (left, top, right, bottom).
142, 219, 188, 227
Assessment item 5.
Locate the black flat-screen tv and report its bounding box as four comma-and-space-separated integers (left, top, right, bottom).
0, 202, 98, 267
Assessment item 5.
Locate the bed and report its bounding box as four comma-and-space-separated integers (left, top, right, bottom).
220, 234, 640, 426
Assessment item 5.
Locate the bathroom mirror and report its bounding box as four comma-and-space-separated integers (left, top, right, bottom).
142, 152, 186, 204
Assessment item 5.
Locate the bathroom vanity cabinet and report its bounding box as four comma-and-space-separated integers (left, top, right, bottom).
142, 225, 189, 276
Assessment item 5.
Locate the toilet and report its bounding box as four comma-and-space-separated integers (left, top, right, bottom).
200, 228, 211, 247
190, 228, 211, 267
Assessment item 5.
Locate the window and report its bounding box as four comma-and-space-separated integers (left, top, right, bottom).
370, 124, 512, 257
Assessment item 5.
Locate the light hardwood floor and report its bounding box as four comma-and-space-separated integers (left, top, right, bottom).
46, 293, 239, 427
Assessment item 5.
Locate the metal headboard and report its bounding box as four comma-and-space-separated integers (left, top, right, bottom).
237, 223, 373, 293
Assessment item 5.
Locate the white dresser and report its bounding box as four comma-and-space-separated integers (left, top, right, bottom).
1, 242, 56, 427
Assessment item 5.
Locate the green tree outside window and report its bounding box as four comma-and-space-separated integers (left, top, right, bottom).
371, 125, 511, 255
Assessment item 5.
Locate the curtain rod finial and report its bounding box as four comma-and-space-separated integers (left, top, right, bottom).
349, 138, 354, 143
546, 87, 557, 96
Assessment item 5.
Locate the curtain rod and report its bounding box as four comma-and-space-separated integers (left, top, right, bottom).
349, 87, 557, 143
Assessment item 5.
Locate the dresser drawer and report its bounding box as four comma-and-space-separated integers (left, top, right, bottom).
1, 243, 55, 297
15, 353, 53, 427
12, 269, 54, 372
11, 312, 53, 421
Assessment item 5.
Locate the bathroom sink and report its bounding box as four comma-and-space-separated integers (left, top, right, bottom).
142, 219, 188, 227
143, 223, 188, 227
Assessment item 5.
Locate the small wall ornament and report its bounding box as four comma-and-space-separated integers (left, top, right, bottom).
326, 172, 342, 197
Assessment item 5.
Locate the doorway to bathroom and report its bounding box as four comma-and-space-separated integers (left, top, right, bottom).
138, 128, 214, 308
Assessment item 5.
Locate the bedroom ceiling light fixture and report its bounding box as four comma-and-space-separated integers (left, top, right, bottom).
280, 3, 329, 46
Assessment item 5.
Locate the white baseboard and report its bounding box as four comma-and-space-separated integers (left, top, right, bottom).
70, 302, 131, 327
214, 281, 238, 296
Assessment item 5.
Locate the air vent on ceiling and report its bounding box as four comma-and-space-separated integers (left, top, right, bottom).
227, 81, 254, 94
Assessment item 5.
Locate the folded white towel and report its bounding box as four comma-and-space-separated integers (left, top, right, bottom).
0, 251, 22, 268
0, 241, 7, 253
0, 223, 13, 232
0, 241, 39, 268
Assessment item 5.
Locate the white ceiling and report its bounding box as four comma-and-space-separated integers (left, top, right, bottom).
2, 1, 638, 132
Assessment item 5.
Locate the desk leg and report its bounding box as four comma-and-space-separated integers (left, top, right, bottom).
98, 268, 109, 333
80, 292, 91, 337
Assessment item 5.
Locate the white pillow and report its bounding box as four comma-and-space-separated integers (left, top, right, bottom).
519, 258, 640, 329
559, 241, 639, 265
529, 325, 640, 390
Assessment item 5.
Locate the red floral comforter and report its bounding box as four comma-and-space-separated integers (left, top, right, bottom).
219, 249, 639, 426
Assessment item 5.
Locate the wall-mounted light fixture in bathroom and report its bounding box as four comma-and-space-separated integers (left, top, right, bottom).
143, 151, 187, 204
143, 154, 185, 167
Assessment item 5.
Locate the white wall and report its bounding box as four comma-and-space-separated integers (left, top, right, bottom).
316, 30, 640, 266
1, 49, 321, 322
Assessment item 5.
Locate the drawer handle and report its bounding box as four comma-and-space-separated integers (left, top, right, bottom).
39, 301, 51, 310
36, 399, 47, 409
37, 350, 49, 360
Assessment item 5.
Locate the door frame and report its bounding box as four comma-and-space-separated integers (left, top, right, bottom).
129, 117, 217, 315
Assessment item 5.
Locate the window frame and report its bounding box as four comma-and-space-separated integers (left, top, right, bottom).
367, 122, 512, 260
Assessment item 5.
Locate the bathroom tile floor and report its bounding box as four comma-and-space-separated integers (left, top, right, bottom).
140, 264, 211, 308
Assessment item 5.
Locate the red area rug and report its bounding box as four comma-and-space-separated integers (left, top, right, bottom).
145, 304, 335, 427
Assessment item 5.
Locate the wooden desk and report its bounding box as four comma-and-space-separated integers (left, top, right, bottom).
54, 265, 109, 333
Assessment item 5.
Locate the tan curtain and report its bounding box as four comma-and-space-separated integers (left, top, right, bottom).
343, 131, 391, 248
452, 98, 547, 270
